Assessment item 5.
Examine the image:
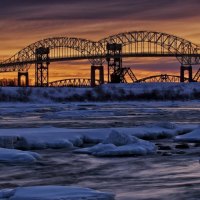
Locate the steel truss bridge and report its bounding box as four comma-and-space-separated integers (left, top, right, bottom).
49, 78, 100, 87
136, 74, 190, 83
48, 74, 189, 87
0, 31, 200, 87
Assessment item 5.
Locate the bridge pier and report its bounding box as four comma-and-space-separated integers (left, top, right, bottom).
91, 65, 104, 87
180, 66, 193, 82
18, 72, 29, 87
35, 47, 50, 87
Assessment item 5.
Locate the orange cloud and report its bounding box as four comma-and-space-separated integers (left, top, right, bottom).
1, 0, 200, 83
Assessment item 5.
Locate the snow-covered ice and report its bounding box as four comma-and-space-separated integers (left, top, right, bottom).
175, 127, 200, 143
0, 148, 41, 163
0, 123, 197, 150
0, 186, 114, 200
74, 130, 157, 156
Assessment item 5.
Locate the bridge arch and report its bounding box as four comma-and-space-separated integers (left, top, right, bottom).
1, 37, 98, 72
48, 78, 100, 87
136, 74, 190, 83
2, 31, 200, 70
99, 31, 200, 65
1, 30, 200, 85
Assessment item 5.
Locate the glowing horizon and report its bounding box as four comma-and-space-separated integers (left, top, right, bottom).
1, 0, 200, 82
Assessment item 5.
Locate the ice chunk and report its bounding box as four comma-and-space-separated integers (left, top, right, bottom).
0, 189, 15, 199
0, 136, 19, 148
175, 127, 200, 143
75, 131, 157, 156
76, 143, 116, 155
0, 186, 115, 200
103, 130, 137, 146
0, 148, 41, 163
155, 122, 176, 129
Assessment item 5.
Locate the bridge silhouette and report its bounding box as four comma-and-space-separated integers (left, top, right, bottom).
0, 31, 200, 87
48, 74, 189, 87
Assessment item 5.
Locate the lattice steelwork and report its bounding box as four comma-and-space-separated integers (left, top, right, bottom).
122, 67, 138, 83
48, 78, 100, 87
99, 31, 200, 66
106, 43, 123, 83
193, 68, 200, 82
0, 37, 99, 72
0, 31, 200, 83
35, 47, 50, 87
136, 74, 190, 83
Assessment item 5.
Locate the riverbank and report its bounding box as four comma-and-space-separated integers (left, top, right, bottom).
0, 83, 200, 102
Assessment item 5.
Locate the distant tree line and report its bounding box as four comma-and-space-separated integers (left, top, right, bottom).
0, 78, 18, 86
0, 78, 32, 86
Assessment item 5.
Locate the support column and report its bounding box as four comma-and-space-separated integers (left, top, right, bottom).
91, 65, 104, 87
188, 66, 193, 82
18, 72, 29, 87
180, 66, 185, 82
35, 47, 50, 87
180, 66, 193, 82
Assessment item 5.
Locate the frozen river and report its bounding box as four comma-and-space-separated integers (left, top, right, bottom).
0, 101, 200, 128
0, 101, 200, 200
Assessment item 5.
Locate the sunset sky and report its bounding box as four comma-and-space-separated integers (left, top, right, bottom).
0, 0, 200, 83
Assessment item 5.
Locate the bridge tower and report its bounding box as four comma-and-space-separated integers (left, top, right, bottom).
180, 66, 193, 82
106, 43, 123, 83
35, 47, 50, 87
106, 43, 137, 83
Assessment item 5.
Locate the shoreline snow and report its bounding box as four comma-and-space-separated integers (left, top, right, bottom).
0, 83, 200, 102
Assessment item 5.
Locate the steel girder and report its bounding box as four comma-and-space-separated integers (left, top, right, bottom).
1, 31, 200, 73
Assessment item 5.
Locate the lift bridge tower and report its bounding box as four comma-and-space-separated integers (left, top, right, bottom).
106, 43, 137, 83
35, 47, 50, 87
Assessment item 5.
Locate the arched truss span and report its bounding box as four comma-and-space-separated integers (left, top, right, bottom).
1, 31, 200, 73
48, 78, 100, 87
136, 74, 190, 83
99, 31, 200, 65
0, 37, 101, 72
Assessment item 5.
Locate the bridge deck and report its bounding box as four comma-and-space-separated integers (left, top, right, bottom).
1, 53, 200, 69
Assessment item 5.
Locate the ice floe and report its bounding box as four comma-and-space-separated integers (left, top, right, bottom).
0, 124, 197, 150
175, 127, 200, 143
74, 130, 157, 156
0, 148, 41, 163
0, 186, 114, 200
0, 189, 15, 199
